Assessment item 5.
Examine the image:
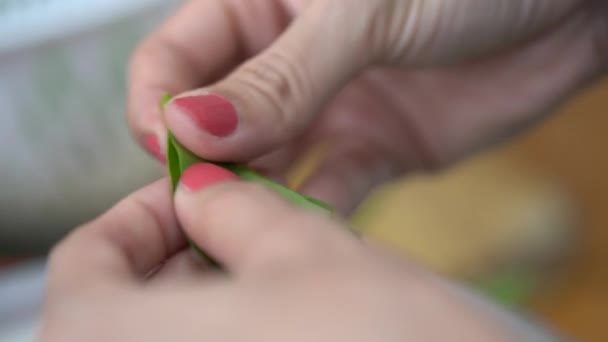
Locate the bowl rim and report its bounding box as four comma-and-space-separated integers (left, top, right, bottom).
0, 0, 171, 54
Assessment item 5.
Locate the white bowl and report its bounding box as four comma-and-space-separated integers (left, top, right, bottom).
0, 0, 179, 251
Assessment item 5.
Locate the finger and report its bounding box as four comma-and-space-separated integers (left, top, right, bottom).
174, 163, 355, 275
47, 179, 185, 292
164, 0, 374, 162
127, 0, 245, 162
298, 144, 398, 216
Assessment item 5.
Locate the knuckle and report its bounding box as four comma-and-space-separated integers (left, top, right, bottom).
335, 0, 415, 62
234, 51, 312, 134
118, 196, 166, 234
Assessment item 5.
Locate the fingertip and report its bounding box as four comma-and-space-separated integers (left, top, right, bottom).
127, 86, 173, 164
178, 163, 240, 193
172, 93, 239, 138
164, 90, 256, 162
173, 163, 242, 236
142, 132, 167, 164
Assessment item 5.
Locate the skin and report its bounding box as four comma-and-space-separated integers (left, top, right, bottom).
39, 174, 558, 341
127, 0, 608, 214
39, 1, 607, 340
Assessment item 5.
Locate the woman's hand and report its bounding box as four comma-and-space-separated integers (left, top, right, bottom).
40, 164, 555, 341
128, 0, 607, 214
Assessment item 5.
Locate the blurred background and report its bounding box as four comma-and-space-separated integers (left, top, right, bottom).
0, 1, 607, 341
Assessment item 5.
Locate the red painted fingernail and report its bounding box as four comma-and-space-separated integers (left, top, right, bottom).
173, 94, 238, 137
144, 134, 166, 164
181, 163, 239, 191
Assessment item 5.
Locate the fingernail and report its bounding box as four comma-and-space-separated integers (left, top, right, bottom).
173, 94, 238, 137
144, 133, 166, 164
180, 163, 239, 191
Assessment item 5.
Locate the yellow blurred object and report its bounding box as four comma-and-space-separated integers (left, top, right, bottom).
354, 152, 575, 279
287, 143, 328, 190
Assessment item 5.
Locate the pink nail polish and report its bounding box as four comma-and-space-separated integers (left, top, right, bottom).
173, 94, 238, 137
144, 134, 166, 164
181, 163, 239, 191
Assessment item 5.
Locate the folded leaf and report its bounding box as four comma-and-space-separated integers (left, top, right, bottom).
162, 94, 334, 267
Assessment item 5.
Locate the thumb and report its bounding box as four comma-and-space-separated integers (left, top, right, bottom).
164, 1, 372, 161
174, 163, 354, 274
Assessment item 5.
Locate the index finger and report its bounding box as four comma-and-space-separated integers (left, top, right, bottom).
127, 0, 245, 160
47, 179, 185, 292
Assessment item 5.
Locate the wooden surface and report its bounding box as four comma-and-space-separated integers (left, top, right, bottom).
358, 78, 608, 341
517, 79, 608, 342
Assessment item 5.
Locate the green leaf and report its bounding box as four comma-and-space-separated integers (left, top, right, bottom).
161, 94, 334, 267
161, 93, 172, 107
474, 268, 539, 308
167, 132, 203, 191
222, 164, 334, 213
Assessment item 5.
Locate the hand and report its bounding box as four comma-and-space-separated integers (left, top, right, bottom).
40, 164, 556, 341
127, 0, 607, 213
128, 0, 606, 214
